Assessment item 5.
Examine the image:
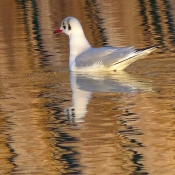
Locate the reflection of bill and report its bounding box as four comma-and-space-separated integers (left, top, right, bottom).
64, 72, 153, 123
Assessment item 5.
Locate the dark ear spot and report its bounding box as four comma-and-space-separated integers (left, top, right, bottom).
68, 22, 71, 30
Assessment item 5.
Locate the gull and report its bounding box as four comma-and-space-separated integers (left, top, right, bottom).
54, 16, 156, 72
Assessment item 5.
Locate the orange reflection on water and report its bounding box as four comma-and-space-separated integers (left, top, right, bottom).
0, 0, 175, 174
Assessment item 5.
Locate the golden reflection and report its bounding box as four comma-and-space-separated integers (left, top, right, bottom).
0, 0, 40, 73
0, 113, 14, 174
137, 0, 175, 52
121, 91, 175, 175
0, 0, 175, 175
0, 73, 63, 174
78, 92, 136, 174
96, 0, 145, 47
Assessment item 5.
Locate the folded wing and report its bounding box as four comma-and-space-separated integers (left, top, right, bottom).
75, 46, 137, 67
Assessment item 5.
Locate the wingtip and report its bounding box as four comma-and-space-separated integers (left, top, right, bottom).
137, 45, 158, 52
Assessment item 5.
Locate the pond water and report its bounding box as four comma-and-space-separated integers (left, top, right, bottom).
0, 0, 175, 174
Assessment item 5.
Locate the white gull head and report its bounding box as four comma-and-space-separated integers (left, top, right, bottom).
54, 16, 156, 72
54, 17, 91, 71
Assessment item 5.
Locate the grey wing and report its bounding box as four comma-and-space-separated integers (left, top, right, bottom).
75, 46, 136, 67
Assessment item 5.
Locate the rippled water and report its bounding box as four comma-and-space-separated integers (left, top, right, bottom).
0, 0, 175, 174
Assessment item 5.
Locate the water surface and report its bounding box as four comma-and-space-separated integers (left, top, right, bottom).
0, 0, 175, 174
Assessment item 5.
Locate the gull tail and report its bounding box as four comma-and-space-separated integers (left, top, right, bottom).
113, 46, 157, 70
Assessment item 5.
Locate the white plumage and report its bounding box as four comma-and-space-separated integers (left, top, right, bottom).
54, 16, 156, 72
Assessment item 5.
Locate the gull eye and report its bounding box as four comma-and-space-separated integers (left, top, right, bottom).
63, 25, 66, 29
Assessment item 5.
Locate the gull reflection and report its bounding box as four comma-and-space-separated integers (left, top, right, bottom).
65, 71, 152, 123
